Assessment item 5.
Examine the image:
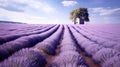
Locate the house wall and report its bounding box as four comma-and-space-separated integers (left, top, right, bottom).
76, 18, 80, 24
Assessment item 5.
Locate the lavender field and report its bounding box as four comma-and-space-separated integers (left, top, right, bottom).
0, 23, 120, 67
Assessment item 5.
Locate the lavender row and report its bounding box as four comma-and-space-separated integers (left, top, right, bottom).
73, 25, 120, 54
75, 25, 120, 52
78, 25, 120, 41
0, 25, 55, 44
83, 25, 120, 35
88, 24, 120, 36
33, 25, 63, 55
77, 25, 116, 41
6, 24, 54, 36
74, 25, 119, 50
59, 25, 77, 52
0, 24, 63, 67
50, 25, 89, 67
0, 24, 48, 32
0, 25, 59, 61
0, 25, 51, 44
70, 25, 120, 67
0, 48, 47, 67
0, 24, 51, 36
0, 24, 44, 36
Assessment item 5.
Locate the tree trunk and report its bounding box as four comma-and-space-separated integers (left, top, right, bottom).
80, 18, 84, 24
73, 18, 77, 24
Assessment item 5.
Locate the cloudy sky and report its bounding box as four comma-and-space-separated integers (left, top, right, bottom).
0, 0, 120, 24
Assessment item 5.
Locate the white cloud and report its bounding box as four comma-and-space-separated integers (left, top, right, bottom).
88, 7, 120, 24
0, 8, 47, 24
0, 0, 26, 12
62, 1, 78, 7
0, 8, 61, 24
0, 0, 73, 24
42, 5, 55, 13
0, 0, 56, 13
27, 0, 56, 13
91, 7, 120, 15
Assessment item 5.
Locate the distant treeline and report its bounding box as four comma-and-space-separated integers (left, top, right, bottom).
0, 21, 26, 24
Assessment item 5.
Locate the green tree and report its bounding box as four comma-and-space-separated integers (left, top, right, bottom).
70, 8, 89, 24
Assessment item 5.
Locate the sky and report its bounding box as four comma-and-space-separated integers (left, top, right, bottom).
0, 0, 120, 24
